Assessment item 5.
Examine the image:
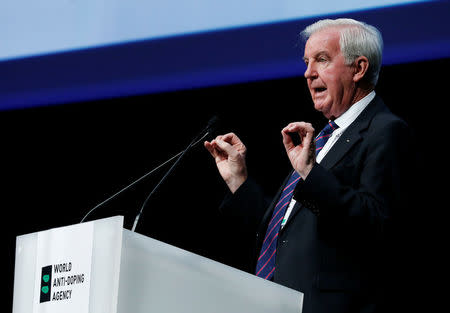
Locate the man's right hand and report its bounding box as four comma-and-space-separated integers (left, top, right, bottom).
204, 132, 248, 193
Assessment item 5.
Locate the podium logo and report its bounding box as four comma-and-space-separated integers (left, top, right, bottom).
40, 265, 52, 303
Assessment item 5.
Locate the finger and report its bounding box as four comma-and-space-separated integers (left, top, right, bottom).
282, 123, 305, 147
302, 127, 314, 148
204, 140, 215, 151
221, 132, 241, 145
282, 122, 314, 134
204, 141, 219, 158
221, 132, 247, 154
302, 122, 315, 135
281, 123, 297, 134
281, 130, 294, 150
205, 139, 227, 155
214, 139, 239, 159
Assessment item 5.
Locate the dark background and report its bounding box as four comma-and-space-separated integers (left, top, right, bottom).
3, 56, 446, 310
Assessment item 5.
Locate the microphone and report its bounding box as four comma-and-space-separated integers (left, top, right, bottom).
131, 115, 220, 232
79, 116, 220, 226
205, 115, 220, 132
190, 115, 220, 142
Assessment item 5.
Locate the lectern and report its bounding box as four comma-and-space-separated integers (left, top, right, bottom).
13, 216, 303, 313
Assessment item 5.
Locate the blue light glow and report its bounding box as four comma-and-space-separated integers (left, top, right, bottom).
0, 0, 430, 61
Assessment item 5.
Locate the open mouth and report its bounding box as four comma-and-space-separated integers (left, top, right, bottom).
313, 87, 327, 95
314, 87, 326, 92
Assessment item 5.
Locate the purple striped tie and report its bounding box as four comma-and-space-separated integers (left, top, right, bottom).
255, 120, 339, 280
315, 121, 339, 156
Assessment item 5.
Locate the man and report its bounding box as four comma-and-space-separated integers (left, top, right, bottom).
205, 18, 414, 313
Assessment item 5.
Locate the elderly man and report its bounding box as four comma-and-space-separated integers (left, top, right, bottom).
205, 18, 413, 313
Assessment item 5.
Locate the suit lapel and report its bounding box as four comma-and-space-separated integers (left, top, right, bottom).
279, 95, 387, 233
319, 124, 363, 170
320, 95, 386, 170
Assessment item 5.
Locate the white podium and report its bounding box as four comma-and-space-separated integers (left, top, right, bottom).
13, 216, 303, 313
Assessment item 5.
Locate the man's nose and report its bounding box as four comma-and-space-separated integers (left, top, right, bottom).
304, 62, 317, 79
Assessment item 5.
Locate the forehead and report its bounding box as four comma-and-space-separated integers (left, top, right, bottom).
304, 28, 342, 57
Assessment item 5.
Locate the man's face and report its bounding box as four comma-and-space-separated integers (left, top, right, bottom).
303, 28, 356, 120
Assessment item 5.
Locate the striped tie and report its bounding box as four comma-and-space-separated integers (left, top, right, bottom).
315, 120, 339, 156
255, 120, 339, 280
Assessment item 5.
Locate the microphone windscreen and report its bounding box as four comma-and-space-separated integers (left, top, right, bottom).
207, 115, 220, 132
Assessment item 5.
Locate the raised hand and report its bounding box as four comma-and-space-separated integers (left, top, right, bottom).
204, 132, 248, 193
281, 122, 316, 179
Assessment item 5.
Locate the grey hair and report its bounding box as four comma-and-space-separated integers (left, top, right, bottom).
301, 18, 383, 86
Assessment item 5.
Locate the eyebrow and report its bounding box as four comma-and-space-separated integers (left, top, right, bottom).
303, 50, 330, 62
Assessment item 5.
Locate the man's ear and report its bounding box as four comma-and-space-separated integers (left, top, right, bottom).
353, 56, 369, 83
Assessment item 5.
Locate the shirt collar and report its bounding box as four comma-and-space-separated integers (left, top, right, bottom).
334, 90, 376, 129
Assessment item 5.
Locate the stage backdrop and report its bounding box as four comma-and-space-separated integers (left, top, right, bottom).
1, 0, 449, 110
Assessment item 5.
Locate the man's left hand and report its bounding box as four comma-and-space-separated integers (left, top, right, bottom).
281, 122, 316, 180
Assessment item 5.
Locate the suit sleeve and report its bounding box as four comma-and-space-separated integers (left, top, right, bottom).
219, 177, 270, 233
214, 178, 272, 272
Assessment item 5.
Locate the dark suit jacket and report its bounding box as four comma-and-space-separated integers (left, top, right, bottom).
219, 95, 415, 313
